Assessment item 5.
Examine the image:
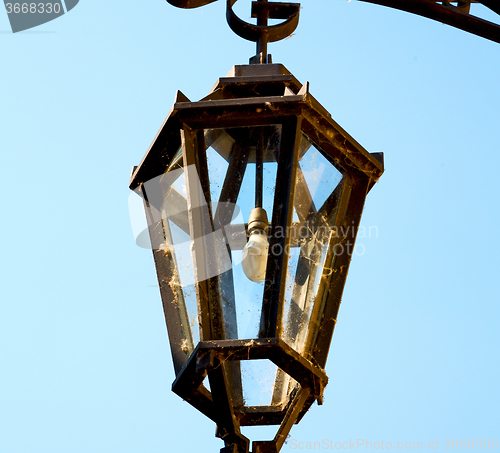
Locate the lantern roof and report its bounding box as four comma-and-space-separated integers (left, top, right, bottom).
129, 63, 383, 193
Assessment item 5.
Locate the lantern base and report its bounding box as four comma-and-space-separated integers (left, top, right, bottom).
172, 338, 327, 453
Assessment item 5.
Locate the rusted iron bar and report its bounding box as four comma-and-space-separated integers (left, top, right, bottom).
358, 0, 500, 43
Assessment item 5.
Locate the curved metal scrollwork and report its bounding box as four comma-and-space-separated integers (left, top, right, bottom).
166, 0, 500, 46
227, 0, 300, 62
226, 0, 300, 44
166, 0, 301, 62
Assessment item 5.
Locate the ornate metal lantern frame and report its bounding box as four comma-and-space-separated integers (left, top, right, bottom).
128, 0, 500, 451
129, 63, 384, 453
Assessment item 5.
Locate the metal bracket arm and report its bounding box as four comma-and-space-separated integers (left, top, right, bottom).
358, 0, 500, 43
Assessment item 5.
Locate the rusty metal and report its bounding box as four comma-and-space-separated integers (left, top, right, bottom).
357, 0, 500, 43
171, 338, 328, 419
166, 0, 499, 54
131, 1, 498, 452
130, 63, 384, 453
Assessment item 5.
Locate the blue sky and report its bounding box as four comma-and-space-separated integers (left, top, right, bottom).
1, 1, 499, 452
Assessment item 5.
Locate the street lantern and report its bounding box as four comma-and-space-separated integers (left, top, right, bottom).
129, 2, 384, 453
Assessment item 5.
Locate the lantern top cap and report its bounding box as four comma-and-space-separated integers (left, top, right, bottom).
209, 63, 303, 94
226, 63, 292, 78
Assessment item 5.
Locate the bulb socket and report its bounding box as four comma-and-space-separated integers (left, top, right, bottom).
247, 207, 269, 235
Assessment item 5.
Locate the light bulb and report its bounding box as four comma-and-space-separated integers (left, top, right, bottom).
241, 230, 269, 283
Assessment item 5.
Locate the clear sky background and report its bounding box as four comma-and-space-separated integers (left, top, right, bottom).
1, 1, 499, 452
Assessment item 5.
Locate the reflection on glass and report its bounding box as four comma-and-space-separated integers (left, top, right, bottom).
205, 125, 281, 341
240, 359, 278, 407
281, 133, 343, 356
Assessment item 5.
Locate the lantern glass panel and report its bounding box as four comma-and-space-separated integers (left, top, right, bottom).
232, 359, 299, 409
240, 359, 278, 406
159, 156, 201, 356
204, 125, 282, 340
281, 133, 344, 355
